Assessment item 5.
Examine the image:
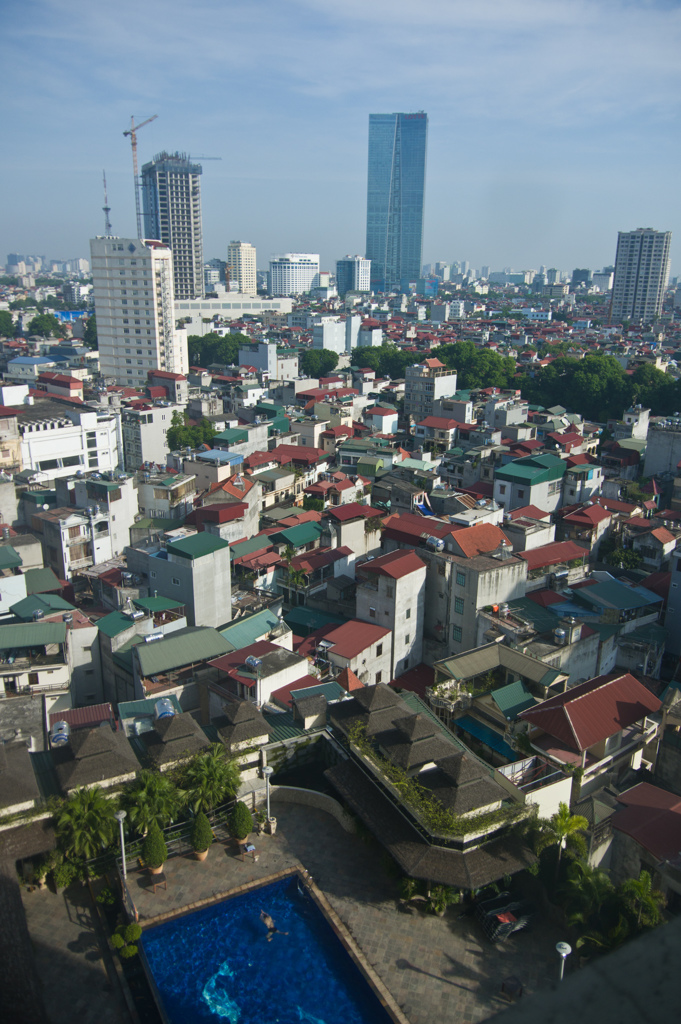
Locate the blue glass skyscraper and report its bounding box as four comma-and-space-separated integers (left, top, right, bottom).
365, 112, 428, 293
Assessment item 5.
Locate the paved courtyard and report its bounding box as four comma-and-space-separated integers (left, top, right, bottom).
21, 801, 571, 1024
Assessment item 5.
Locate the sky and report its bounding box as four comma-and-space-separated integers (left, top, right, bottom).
2, 0, 681, 276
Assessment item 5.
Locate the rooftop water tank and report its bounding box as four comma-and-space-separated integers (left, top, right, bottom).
154, 698, 175, 720
144, 631, 164, 643
50, 720, 71, 747
554, 628, 568, 646
426, 535, 445, 551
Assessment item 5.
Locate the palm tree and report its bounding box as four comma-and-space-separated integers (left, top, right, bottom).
535, 802, 589, 880
123, 770, 182, 835
560, 860, 615, 929
620, 870, 666, 930
575, 914, 631, 956
181, 744, 241, 814
56, 786, 116, 863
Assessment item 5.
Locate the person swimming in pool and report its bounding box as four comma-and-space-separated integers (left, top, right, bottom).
260, 910, 288, 941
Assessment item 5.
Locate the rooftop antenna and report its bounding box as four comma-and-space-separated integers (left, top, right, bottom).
102, 170, 112, 235
123, 114, 158, 238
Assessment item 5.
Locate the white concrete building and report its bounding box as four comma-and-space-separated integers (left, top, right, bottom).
610, 228, 671, 324
355, 549, 426, 679
122, 403, 184, 472
17, 397, 120, 481
90, 236, 189, 386
336, 256, 371, 296
269, 254, 320, 296
227, 241, 257, 296
141, 152, 204, 301
312, 318, 346, 356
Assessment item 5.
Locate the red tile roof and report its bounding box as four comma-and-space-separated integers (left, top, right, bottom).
449, 523, 512, 559
613, 783, 681, 861
389, 662, 434, 699
360, 549, 425, 580
417, 415, 461, 430
49, 703, 114, 730
519, 540, 587, 571
508, 504, 550, 521
323, 619, 391, 660
325, 503, 382, 523
519, 672, 661, 751
650, 526, 676, 544
269, 675, 324, 708
336, 667, 364, 692
563, 504, 611, 527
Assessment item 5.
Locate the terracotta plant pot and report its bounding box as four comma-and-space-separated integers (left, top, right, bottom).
149, 864, 164, 875
195, 849, 208, 862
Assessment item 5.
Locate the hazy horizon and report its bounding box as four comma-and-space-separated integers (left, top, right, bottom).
2, 0, 680, 276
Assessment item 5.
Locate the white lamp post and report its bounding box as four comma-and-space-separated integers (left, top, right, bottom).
263, 766, 274, 821
556, 941, 571, 981
114, 809, 127, 880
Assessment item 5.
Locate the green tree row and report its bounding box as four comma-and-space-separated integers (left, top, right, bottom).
187, 331, 252, 368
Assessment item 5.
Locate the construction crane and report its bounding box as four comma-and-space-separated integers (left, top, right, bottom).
102, 170, 112, 234
123, 114, 158, 239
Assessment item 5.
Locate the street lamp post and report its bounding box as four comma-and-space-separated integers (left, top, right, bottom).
114, 809, 127, 880
263, 766, 274, 821
556, 941, 571, 981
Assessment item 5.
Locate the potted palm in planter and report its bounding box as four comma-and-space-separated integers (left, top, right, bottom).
428, 885, 462, 917
142, 821, 168, 875
191, 812, 213, 862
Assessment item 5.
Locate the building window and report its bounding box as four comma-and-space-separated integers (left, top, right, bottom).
369, 607, 376, 618
456, 571, 466, 586
405, 607, 411, 619
375, 671, 382, 684
376, 644, 382, 656
386, 585, 393, 598
405, 634, 410, 645
455, 597, 464, 614
452, 626, 463, 643
518, 489, 525, 499
171, 577, 181, 585
499, 485, 506, 494
150, 571, 156, 579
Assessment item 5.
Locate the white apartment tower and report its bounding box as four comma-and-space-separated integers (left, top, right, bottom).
336, 256, 371, 296
610, 228, 671, 324
268, 254, 319, 296
141, 152, 205, 300
227, 241, 257, 295
90, 237, 189, 386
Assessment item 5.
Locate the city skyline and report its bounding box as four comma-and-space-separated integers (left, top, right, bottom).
2, 0, 681, 274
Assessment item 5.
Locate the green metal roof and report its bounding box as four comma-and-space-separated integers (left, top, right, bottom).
495, 453, 566, 486
131, 517, 183, 530
0, 621, 66, 648
167, 533, 230, 559
230, 535, 272, 560
283, 606, 345, 634
262, 709, 307, 742
508, 597, 559, 634
275, 522, 323, 548
133, 596, 185, 612
290, 681, 346, 704
220, 608, 282, 651
23, 566, 61, 594
97, 610, 138, 638
491, 680, 537, 720
117, 694, 183, 720
214, 427, 248, 444
0, 545, 22, 570
135, 627, 232, 677
10, 594, 75, 620
574, 580, 662, 612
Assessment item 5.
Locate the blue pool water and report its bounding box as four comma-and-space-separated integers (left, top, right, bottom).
140, 876, 394, 1024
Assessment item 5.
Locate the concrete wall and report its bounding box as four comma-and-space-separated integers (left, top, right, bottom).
271, 785, 357, 833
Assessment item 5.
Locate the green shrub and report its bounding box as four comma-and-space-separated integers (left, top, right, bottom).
123, 923, 142, 944
53, 860, 77, 889
191, 812, 213, 853
229, 801, 253, 841
112, 922, 142, 959
96, 886, 116, 906
141, 821, 168, 870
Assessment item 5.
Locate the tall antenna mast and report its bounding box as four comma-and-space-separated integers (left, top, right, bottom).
102, 170, 112, 234
122, 114, 158, 238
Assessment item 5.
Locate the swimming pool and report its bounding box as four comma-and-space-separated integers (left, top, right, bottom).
140, 874, 396, 1024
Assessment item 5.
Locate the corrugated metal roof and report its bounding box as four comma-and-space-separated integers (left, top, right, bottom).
0, 546, 22, 569
136, 627, 232, 677
437, 642, 566, 687
48, 703, 113, 730
117, 694, 183, 720
11, 594, 74, 620
275, 522, 323, 547
520, 672, 662, 751
491, 680, 537, 720
167, 533, 230, 560
219, 608, 282, 651
133, 596, 185, 612
575, 580, 662, 611
283, 606, 344, 634
97, 610, 136, 638
23, 566, 62, 594
262, 709, 307, 742
0, 621, 66, 647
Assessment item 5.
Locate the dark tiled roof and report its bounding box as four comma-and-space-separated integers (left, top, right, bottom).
142, 714, 210, 766
0, 742, 41, 810
52, 726, 138, 792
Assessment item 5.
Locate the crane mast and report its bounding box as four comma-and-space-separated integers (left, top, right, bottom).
123, 114, 158, 238
102, 170, 112, 234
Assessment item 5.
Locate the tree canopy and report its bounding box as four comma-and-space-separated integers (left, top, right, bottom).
300, 348, 339, 377
27, 312, 62, 337
187, 331, 252, 368
83, 314, 98, 350
0, 310, 14, 338
166, 410, 217, 452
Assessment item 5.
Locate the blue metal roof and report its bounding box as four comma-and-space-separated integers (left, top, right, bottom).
455, 715, 516, 761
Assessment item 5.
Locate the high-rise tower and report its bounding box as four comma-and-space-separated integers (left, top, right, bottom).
90, 237, 188, 385
609, 228, 671, 324
227, 241, 257, 295
365, 112, 428, 293
141, 152, 204, 300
